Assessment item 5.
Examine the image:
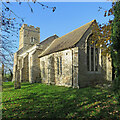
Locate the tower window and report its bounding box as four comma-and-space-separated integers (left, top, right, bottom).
30, 37, 35, 43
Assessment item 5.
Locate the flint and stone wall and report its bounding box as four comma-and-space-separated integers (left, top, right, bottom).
13, 47, 42, 83
76, 26, 112, 87
13, 23, 112, 88
19, 24, 40, 50
39, 25, 112, 88
29, 50, 41, 83
40, 48, 79, 88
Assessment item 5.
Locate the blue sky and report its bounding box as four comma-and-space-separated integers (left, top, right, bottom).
4, 2, 112, 48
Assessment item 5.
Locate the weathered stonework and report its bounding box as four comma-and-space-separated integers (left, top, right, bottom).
13, 24, 58, 84
40, 48, 79, 88
19, 24, 40, 50
13, 20, 113, 88
39, 20, 112, 88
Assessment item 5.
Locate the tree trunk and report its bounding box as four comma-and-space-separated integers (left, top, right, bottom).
2, 64, 4, 84
9, 69, 13, 81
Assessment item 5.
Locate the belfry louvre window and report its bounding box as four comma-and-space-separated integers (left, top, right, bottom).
87, 40, 99, 71
30, 37, 34, 43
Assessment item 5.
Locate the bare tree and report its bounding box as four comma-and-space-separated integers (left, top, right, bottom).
0, 1, 56, 88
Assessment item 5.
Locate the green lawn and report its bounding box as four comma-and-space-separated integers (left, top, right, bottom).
2, 82, 120, 119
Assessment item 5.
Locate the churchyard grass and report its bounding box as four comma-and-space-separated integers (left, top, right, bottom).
2, 82, 120, 119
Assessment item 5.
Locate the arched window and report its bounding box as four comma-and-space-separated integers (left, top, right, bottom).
87, 37, 99, 71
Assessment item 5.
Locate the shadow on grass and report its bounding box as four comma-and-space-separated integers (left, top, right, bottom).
2, 83, 120, 119
2, 84, 14, 89
3, 82, 31, 88
3, 82, 35, 92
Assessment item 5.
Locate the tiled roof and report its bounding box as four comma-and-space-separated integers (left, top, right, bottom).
38, 35, 59, 51
38, 19, 96, 58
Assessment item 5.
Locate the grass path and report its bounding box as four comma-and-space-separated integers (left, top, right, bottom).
2, 82, 120, 119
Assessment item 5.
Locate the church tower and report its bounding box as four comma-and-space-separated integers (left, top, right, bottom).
19, 24, 40, 50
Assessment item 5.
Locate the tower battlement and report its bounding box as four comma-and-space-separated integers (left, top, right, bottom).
20, 24, 40, 32
19, 24, 40, 50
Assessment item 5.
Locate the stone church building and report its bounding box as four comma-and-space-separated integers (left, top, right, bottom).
13, 20, 112, 88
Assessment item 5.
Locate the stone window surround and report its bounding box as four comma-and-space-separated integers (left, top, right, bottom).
56, 56, 62, 75
57, 57, 59, 75
85, 32, 101, 73
87, 43, 99, 72
60, 56, 62, 75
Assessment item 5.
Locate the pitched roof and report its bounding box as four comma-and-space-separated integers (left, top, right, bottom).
38, 34, 59, 51
38, 19, 96, 58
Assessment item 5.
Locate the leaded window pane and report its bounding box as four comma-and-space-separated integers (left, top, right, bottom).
87, 42, 89, 71
95, 48, 98, 71
91, 47, 94, 71
57, 57, 59, 75
87, 38, 99, 72
60, 57, 62, 74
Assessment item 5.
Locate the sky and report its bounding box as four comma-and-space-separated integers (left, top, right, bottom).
3, 2, 113, 49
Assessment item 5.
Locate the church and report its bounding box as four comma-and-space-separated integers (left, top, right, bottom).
13, 20, 112, 88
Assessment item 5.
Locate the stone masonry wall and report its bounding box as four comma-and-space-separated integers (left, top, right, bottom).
54, 49, 73, 87
76, 26, 112, 87
40, 48, 79, 87
23, 54, 29, 82
72, 47, 79, 88
106, 54, 112, 81
31, 50, 41, 83
19, 24, 40, 50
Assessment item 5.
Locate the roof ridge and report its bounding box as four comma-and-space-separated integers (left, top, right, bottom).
38, 36, 57, 57
55, 19, 95, 41
73, 19, 96, 45
38, 19, 96, 58
65, 19, 95, 36
39, 34, 58, 45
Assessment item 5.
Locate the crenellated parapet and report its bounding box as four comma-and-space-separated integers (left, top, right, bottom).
19, 23, 40, 50
20, 24, 40, 33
